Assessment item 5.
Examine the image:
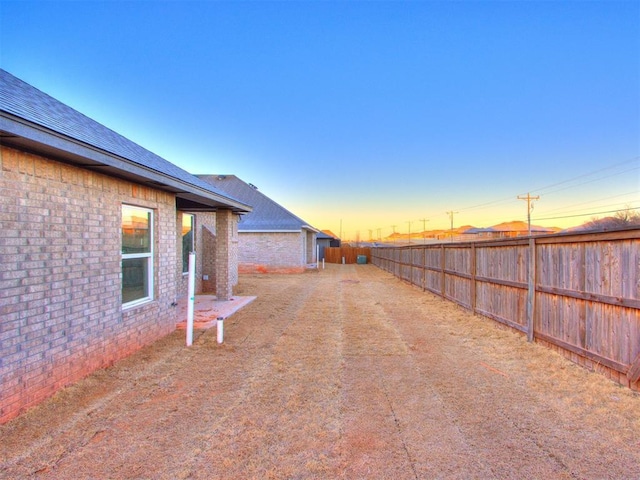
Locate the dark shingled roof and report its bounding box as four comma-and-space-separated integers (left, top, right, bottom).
316, 231, 334, 240
198, 175, 318, 233
0, 69, 251, 213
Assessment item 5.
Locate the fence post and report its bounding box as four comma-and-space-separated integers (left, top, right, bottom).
471, 243, 476, 314
440, 244, 446, 298
527, 238, 536, 342
422, 246, 426, 292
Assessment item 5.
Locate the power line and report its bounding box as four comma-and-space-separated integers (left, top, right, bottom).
539, 200, 640, 218
455, 194, 519, 213
538, 190, 638, 215
452, 157, 638, 215
533, 206, 640, 222
534, 166, 639, 197
530, 156, 639, 196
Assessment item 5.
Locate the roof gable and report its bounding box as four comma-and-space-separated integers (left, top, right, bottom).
198, 175, 318, 232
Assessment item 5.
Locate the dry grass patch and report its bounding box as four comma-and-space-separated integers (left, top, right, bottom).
1, 264, 639, 479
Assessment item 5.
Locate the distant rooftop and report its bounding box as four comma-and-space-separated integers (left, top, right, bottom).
198, 174, 318, 232
319, 230, 340, 240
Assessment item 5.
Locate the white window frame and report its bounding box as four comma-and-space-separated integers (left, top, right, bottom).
121, 204, 154, 309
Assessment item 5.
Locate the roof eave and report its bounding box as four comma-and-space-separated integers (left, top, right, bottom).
0, 112, 252, 213
238, 226, 319, 233
239, 228, 302, 233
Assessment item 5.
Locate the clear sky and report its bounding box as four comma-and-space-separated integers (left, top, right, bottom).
1, 1, 638, 239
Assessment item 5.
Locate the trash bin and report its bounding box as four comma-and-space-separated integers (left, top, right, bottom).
356, 255, 367, 264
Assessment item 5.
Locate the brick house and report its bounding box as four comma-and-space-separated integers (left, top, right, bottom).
198, 175, 318, 273
0, 70, 251, 423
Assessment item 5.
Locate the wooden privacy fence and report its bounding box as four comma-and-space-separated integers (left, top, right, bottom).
371, 228, 640, 389
324, 247, 371, 264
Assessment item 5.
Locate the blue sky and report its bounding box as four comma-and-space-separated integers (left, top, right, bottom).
1, 1, 638, 239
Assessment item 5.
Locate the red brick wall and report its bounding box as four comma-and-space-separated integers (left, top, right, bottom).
0, 146, 179, 424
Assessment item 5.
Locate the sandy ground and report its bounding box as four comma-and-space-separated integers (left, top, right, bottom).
1, 264, 639, 479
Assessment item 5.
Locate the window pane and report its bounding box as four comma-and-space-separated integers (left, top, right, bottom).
182, 214, 194, 273
122, 205, 153, 307
122, 257, 149, 304
122, 206, 151, 254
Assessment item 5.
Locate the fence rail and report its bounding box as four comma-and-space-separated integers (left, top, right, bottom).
371, 228, 640, 389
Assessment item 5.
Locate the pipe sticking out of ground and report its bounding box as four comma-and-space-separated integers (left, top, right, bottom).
217, 317, 224, 344
186, 252, 196, 346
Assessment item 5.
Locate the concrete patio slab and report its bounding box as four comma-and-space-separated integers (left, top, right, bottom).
175, 295, 256, 330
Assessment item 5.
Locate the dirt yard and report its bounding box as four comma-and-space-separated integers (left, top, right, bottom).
2, 264, 639, 479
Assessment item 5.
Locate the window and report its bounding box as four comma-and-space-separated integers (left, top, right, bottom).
182, 213, 194, 273
122, 205, 153, 307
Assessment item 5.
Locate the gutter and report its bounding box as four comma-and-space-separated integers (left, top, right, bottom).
239, 226, 320, 234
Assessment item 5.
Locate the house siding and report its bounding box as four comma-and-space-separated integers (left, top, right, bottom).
305, 229, 316, 264
0, 146, 179, 423
238, 231, 305, 273
230, 218, 239, 286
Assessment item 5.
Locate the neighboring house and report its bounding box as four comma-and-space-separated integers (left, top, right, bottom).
198, 175, 318, 273
317, 230, 341, 261
464, 220, 558, 239
0, 70, 251, 423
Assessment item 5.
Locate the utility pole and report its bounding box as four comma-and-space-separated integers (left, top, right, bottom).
391, 225, 397, 244
447, 211, 458, 242
420, 218, 429, 244
518, 193, 540, 236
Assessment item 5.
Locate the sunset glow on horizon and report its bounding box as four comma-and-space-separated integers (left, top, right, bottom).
2, 1, 638, 241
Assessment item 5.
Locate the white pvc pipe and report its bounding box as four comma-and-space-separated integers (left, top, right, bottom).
217, 317, 224, 344
186, 252, 196, 346
322, 258, 325, 269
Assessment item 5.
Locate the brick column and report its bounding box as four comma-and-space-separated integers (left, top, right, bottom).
215, 209, 234, 301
